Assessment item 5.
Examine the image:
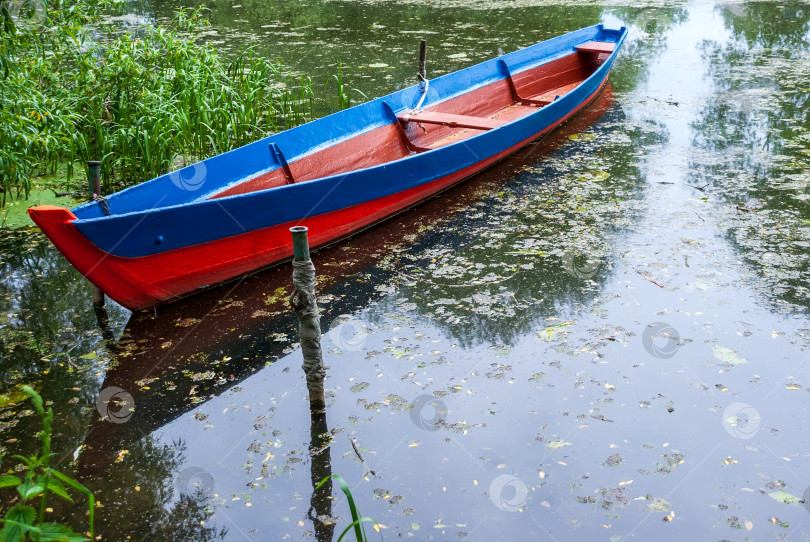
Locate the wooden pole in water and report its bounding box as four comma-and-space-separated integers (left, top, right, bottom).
418, 39, 427, 81
289, 226, 327, 411
87, 161, 105, 309
291, 225, 333, 538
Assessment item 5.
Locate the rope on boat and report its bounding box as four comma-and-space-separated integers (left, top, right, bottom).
414, 77, 430, 112
400, 41, 429, 124
290, 259, 326, 401
93, 194, 111, 216
401, 76, 430, 123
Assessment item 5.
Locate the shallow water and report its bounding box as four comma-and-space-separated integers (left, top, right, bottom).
3, 1, 810, 540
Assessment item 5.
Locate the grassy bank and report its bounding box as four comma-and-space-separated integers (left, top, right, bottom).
0, 1, 357, 210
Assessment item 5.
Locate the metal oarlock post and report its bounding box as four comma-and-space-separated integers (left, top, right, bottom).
87, 161, 105, 309
289, 226, 327, 411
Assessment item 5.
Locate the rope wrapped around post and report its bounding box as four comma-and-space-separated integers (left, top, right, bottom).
87, 161, 107, 309
289, 226, 327, 410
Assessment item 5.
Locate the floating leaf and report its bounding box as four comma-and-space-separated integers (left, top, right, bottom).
768, 489, 801, 504
0, 385, 33, 408
712, 346, 748, 365
537, 321, 574, 341
646, 497, 671, 511
569, 132, 596, 141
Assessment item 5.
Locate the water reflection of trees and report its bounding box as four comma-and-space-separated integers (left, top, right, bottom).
82, 437, 226, 541
604, 7, 689, 91
689, 2, 810, 309
0, 231, 121, 499
0, 232, 123, 372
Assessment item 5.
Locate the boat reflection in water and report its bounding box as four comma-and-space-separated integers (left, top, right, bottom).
78, 84, 616, 541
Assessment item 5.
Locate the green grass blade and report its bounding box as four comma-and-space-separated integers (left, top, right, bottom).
335, 517, 383, 542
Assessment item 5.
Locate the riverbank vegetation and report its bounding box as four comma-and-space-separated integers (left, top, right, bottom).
0, 0, 356, 206
0, 386, 95, 541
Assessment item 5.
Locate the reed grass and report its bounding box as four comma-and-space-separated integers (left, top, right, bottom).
316, 474, 381, 542
326, 61, 368, 110
0, 2, 357, 204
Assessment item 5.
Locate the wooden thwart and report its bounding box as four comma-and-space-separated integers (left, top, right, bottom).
576, 41, 615, 54
397, 111, 507, 131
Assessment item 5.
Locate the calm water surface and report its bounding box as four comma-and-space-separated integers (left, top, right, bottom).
2, 1, 810, 540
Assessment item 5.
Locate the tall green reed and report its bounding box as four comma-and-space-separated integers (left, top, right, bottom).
316, 474, 381, 542
0, 2, 357, 204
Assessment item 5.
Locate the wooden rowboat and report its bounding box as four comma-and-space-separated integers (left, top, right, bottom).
29, 24, 627, 310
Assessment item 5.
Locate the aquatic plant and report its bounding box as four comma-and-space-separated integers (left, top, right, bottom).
0, 386, 95, 541
0, 0, 104, 205
0, 1, 357, 205
316, 474, 380, 542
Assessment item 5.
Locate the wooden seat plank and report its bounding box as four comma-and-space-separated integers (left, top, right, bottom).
576, 41, 615, 54
398, 111, 506, 131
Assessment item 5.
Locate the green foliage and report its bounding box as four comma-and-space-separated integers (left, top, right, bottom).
316, 474, 381, 542
0, 1, 355, 205
70, 7, 320, 193
0, 386, 95, 541
325, 61, 367, 110
0, 0, 104, 205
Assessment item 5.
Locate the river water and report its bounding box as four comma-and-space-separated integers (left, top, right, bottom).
2, 1, 810, 540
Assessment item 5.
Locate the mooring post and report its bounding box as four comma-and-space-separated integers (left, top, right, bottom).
87, 161, 105, 309
418, 39, 427, 82
289, 226, 327, 411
